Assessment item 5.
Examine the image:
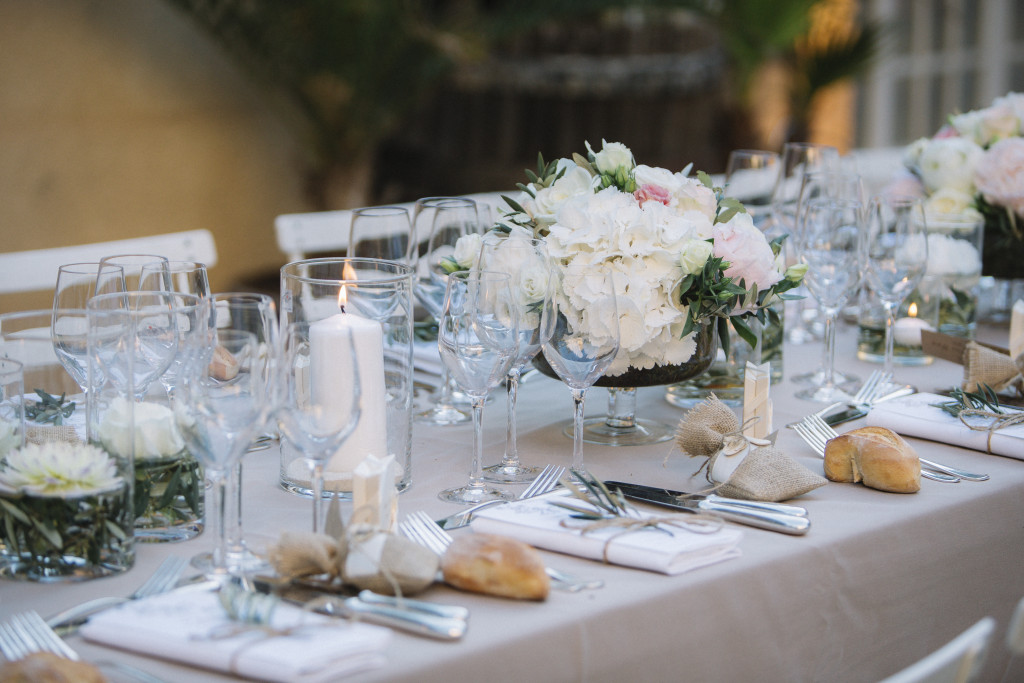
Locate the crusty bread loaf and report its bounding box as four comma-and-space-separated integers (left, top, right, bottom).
0, 652, 106, 683
441, 533, 549, 601
824, 426, 921, 493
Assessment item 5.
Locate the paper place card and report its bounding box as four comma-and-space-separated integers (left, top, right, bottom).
352, 454, 399, 532
471, 492, 742, 575
742, 361, 772, 440
1011, 300, 1024, 360
80, 586, 391, 682
866, 392, 1024, 460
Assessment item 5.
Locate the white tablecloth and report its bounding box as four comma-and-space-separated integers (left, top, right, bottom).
2, 321, 1023, 683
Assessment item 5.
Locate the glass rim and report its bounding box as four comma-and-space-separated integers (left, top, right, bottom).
353, 205, 410, 217
281, 257, 414, 286
86, 290, 204, 310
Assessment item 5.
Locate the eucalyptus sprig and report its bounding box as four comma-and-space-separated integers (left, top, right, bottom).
22, 389, 76, 426
933, 384, 1005, 418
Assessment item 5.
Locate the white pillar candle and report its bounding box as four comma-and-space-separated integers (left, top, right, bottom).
309, 310, 388, 476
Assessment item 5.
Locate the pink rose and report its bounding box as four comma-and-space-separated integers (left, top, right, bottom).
974, 138, 1024, 217
933, 124, 960, 139
712, 213, 783, 292
634, 183, 671, 207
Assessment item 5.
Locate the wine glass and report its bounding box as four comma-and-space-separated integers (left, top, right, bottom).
85, 291, 180, 401
411, 197, 479, 424
175, 328, 272, 579
862, 196, 929, 379
437, 270, 519, 504
98, 254, 169, 290
477, 234, 556, 482
541, 270, 620, 471
138, 261, 212, 401
790, 170, 866, 386
52, 263, 126, 396
770, 143, 840, 346
795, 197, 864, 403
203, 292, 279, 572
724, 149, 780, 228
277, 321, 361, 531
349, 206, 412, 262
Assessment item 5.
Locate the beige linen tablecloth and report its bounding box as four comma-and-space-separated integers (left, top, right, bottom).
2, 323, 1023, 683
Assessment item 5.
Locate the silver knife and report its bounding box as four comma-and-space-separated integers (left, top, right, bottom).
253, 578, 468, 640
603, 481, 808, 517
602, 481, 811, 536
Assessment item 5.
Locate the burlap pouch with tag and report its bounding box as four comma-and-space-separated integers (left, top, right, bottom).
25, 425, 80, 445
675, 394, 826, 502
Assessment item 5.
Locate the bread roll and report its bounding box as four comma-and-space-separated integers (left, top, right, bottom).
824, 426, 921, 493
0, 652, 106, 683
441, 533, 549, 601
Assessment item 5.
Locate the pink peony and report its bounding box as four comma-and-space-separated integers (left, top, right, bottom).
974, 138, 1024, 217
712, 213, 783, 292
634, 183, 671, 207
933, 124, 960, 139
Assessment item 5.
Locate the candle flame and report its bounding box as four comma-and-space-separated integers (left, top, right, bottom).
338, 262, 358, 313
908, 302, 918, 318
337, 285, 347, 313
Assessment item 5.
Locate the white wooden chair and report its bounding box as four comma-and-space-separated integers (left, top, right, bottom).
0, 229, 218, 296
878, 617, 995, 683
274, 192, 508, 262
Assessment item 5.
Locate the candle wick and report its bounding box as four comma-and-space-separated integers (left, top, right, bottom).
339, 305, 346, 314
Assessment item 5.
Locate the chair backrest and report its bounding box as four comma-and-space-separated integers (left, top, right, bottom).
274, 193, 510, 262
879, 617, 995, 683
0, 229, 218, 296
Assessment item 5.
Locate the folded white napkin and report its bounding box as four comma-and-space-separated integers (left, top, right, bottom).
471, 493, 742, 575
412, 340, 444, 377
866, 392, 1024, 460
80, 586, 391, 683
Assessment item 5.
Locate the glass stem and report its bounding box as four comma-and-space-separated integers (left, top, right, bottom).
468, 398, 486, 489
883, 302, 897, 378
437, 366, 455, 407
572, 388, 586, 471
604, 387, 637, 430
503, 370, 521, 468
311, 461, 325, 534
822, 311, 838, 388
210, 472, 227, 575
225, 462, 244, 553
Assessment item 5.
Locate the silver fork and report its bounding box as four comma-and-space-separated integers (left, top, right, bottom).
0, 610, 167, 683
434, 464, 566, 530
46, 555, 189, 632
801, 414, 989, 482
792, 417, 959, 482
850, 370, 892, 406
400, 509, 604, 592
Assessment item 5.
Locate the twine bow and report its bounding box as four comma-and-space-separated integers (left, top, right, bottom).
563, 513, 724, 563
958, 407, 1024, 453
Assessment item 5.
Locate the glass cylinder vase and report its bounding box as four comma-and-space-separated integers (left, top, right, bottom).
926, 214, 985, 339
279, 258, 414, 498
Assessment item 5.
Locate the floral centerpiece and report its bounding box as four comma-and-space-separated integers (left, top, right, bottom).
446, 140, 806, 379
895, 92, 1024, 328
98, 396, 203, 541
0, 441, 133, 580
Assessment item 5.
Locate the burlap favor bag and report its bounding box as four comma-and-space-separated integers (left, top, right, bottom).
675, 394, 825, 502
25, 425, 80, 445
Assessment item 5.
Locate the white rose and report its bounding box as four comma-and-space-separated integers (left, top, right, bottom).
993, 92, 1024, 125
98, 397, 186, 460
673, 177, 718, 222
589, 140, 634, 175
532, 165, 594, 219
917, 138, 983, 193
953, 102, 1019, 146
923, 188, 982, 222
924, 232, 982, 277
679, 238, 713, 275
902, 137, 930, 169
451, 233, 482, 270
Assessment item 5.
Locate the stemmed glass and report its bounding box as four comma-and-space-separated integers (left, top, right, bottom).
724, 149, 780, 228
862, 196, 929, 379
203, 292, 279, 572
411, 197, 479, 424
541, 270, 620, 471
139, 260, 210, 297
175, 329, 273, 579
477, 234, 556, 482
98, 254, 169, 291
277, 322, 361, 532
52, 263, 126, 397
795, 197, 864, 403
770, 143, 840, 346
437, 270, 519, 504
349, 206, 412, 262
85, 291, 180, 401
